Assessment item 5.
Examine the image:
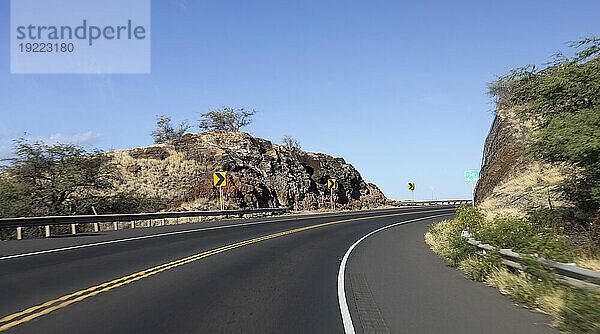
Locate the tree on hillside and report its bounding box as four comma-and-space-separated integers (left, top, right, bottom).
0, 175, 33, 218
529, 108, 600, 214
151, 115, 191, 144
0, 139, 168, 221
281, 135, 301, 149
0, 139, 117, 216
198, 107, 258, 132
487, 36, 600, 217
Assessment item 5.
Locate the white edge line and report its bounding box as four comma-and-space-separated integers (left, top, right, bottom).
0, 220, 276, 261
0, 208, 442, 261
337, 213, 453, 334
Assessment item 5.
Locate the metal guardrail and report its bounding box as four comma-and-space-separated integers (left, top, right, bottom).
463, 232, 600, 289
0, 208, 289, 240
396, 200, 472, 206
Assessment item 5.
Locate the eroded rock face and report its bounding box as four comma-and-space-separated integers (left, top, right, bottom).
108, 132, 388, 210
475, 109, 529, 203
475, 109, 572, 213
129, 147, 170, 160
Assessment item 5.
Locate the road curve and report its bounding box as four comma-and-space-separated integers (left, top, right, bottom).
343, 213, 559, 334
0, 207, 555, 333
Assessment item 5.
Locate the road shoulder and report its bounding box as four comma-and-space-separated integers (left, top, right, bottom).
345, 217, 559, 334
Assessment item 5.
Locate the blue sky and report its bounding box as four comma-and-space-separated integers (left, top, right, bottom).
1, 0, 599, 200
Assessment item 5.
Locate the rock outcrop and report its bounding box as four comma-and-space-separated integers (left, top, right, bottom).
107, 132, 388, 210
475, 109, 573, 214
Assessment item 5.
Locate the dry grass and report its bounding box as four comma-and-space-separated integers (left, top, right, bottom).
576, 256, 600, 272
424, 219, 453, 256
486, 267, 565, 327
108, 147, 209, 201
426, 217, 600, 333
486, 267, 600, 332
539, 289, 568, 327
458, 255, 491, 281
479, 161, 572, 213
486, 268, 546, 307
478, 198, 526, 220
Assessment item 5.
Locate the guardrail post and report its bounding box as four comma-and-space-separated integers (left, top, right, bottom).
1, 208, 284, 238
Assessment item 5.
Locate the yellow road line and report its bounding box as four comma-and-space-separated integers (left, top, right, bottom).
0, 208, 452, 332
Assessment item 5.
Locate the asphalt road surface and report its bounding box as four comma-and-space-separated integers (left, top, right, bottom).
0, 207, 557, 333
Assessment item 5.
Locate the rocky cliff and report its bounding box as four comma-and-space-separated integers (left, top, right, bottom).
107, 132, 388, 211
475, 109, 573, 214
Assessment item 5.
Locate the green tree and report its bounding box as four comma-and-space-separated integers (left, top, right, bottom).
0, 139, 168, 219
488, 36, 600, 217
198, 107, 258, 132
1, 139, 117, 216
0, 175, 34, 218
151, 115, 190, 144
529, 108, 600, 213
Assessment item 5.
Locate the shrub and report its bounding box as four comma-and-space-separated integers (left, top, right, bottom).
0, 140, 169, 221
198, 107, 258, 132
526, 209, 564, 233
0, 139, 116, 217
473, 214, 575, 262
557, 288, 600, 333
151, 115, 190, 144
426, 215, 600, 334
281, 135, 301, 149
425, 219, 477, 266
459, 252, 501, 282
488, 37, 600, 218
487, 268, 549, 307
453, 205, 484, 230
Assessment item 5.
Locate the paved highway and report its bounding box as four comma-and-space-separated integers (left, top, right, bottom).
0, 207, 556, 333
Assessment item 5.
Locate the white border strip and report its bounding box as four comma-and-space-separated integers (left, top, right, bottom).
0, 208, 435, 261
337, 213, 453, 334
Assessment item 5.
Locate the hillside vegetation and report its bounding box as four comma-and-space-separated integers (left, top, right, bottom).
108, 131, 387, 211
427, 37, 600, 334
479, 37, 600, 255
426, 207, 599, 334
488, 37, 600, 219
0, 131, 387, 240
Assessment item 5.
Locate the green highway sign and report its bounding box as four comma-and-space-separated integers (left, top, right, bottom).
465, 170, 479, 181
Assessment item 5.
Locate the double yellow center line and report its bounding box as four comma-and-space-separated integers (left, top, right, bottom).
0, 208, 452, 331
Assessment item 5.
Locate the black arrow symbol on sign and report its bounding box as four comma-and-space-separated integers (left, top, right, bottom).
215, 173, 225, 187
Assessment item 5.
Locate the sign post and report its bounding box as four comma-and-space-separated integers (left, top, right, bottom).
213, 172, 227, 210
408, 182, 415, 201
328, 179, 337, 210
464, 170, 479, 207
